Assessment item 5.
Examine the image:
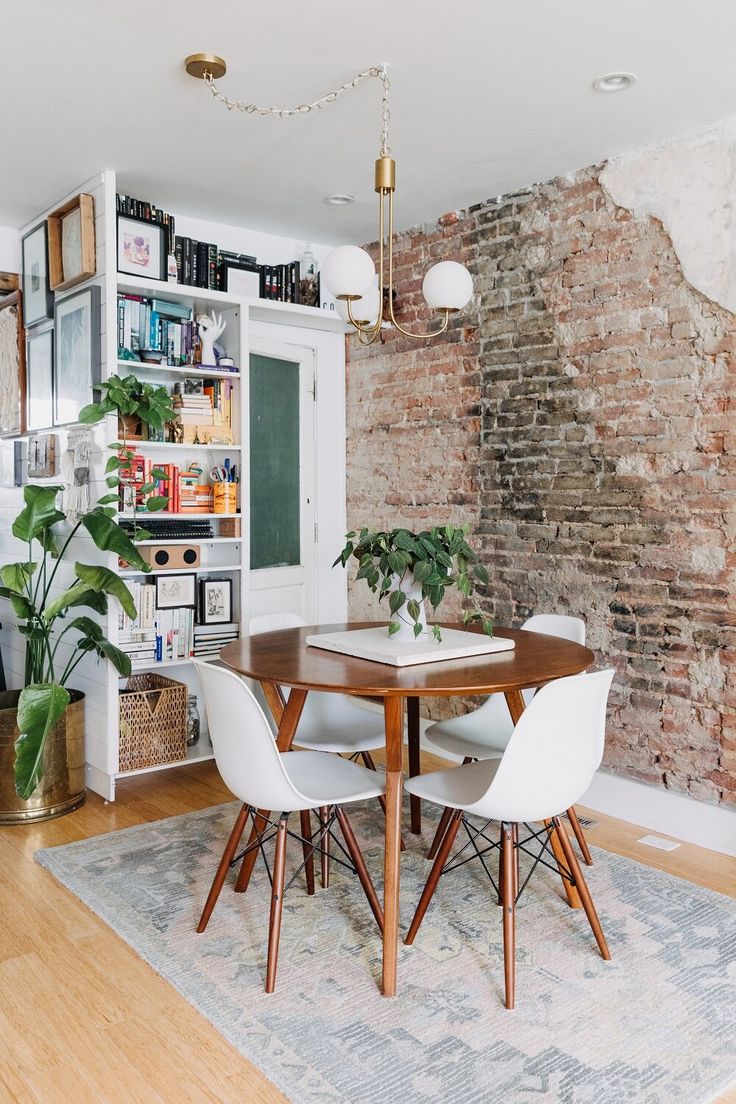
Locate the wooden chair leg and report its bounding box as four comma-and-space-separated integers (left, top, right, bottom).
234, 809, 269, 894
335, 806, 384, 934
501, 823, 516, 1010
567, 806, 593, 866
318, 806, 330, 888
552, 818, 611, 961
197, 804, 249, 933
299, 809, 315, 895
361, 751, 406, 852
407, 696, 422, 834
405, 809, 462, 945
512, 823, 520, 899
427, 806, 453, 860
265, 815, 289, 993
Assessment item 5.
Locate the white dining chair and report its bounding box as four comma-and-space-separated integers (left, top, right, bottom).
192, 659, 385, 993
250, 612, 403, 885
405, 668, 615, 1010
425, 614, 594, 866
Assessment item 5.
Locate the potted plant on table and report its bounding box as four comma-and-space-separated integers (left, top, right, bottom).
334, 525, 493, 641
0, 376, 173, 823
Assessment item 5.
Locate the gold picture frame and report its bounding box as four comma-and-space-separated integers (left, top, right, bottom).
47, 193, 96, 292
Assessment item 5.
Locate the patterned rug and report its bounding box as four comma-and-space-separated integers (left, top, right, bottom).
36, 800, 736, 1104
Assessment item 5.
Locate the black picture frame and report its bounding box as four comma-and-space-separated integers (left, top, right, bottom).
199, 577, 233, 624
53, 284, 101, 426
117, 213, 167, 282
155, 573, 197, 610
222, 261, 261, 297
21, 222, 54, 327
26, 322, 54, 431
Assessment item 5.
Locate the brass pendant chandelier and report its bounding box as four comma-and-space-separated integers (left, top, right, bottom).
185, 58, 473, 344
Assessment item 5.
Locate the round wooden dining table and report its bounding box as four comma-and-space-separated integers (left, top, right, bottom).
220, 622, 595, 996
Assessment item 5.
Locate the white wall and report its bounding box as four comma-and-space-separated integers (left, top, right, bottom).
0, 226, 20, 273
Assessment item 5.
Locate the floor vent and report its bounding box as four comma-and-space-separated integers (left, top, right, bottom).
575, 815, 597, 829
637, 834, 681, 852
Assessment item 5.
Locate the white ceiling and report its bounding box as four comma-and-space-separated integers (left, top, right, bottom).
4, 1, 736, 243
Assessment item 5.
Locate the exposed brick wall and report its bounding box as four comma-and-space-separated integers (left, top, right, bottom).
346, 165, 736, 806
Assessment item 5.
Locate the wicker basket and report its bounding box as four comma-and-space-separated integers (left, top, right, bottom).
118, 673, 188, 772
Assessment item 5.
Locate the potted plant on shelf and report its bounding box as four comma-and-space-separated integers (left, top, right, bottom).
334, 525, 493, 641
0, 376, 173, 823
79, 373, 175, 535
79, 373, 175, 443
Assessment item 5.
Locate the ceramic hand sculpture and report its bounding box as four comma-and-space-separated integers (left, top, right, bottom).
198, 312, 226, 366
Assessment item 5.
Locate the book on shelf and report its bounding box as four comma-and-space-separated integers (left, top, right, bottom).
119, 518, 216, 539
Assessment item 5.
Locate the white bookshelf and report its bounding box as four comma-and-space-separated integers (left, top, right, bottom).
0, 168, 349, 803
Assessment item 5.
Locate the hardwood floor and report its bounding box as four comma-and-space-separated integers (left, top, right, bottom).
1, 753, 734, 1104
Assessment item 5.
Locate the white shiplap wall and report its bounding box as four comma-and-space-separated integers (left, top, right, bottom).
0, 171, 116, 798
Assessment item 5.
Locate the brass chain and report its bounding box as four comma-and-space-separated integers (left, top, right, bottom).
202, 65, 391, 155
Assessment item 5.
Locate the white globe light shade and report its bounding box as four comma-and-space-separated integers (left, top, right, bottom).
336, 281, 381, 326
321, 245, 376, 299
422, 261, 474, 311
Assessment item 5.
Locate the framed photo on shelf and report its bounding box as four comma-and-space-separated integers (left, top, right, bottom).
26, 323, 54, 431
0, 291, 26, 436
53, 285, 100, 425
199, 577, 233, 624
117, 214, 166, 281
155, 573, 197, 610
47, 193, 96, 292
21, 221, 53, 327
222, 262, 261, 297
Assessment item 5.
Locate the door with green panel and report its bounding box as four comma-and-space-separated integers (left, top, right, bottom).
249, 342, 316, 620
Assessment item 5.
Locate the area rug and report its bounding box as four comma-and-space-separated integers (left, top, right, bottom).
36, 801, 736, 1104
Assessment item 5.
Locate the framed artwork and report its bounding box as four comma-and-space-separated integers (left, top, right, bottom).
28, 434, 57, 478
53, 285, 100, 425
21, 222, 53, 326
26, 323, 54, 430
117, 214, 166, 281
222, 262, 261, 297
155, 573, 197, 610
47, 193, 96, 292
199, 577, 233, 624
0, 291, 26, 435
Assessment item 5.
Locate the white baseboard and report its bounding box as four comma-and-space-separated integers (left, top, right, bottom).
579, 770, 736, 858
356, 698, 736, 858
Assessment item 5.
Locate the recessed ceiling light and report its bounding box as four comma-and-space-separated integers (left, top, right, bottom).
324, 194, 355, 206
593, 72, 637, 93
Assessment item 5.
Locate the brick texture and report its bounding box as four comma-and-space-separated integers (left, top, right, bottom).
346, 165, 736, 806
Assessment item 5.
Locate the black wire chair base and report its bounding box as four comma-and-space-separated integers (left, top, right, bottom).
440, 815, 575, 906
231, 807, 361, 898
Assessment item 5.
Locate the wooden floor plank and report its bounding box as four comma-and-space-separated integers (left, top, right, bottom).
0, 757, 733, 1104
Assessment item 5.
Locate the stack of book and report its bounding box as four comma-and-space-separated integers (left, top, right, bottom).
178, 470, 213, 513
120, 518, 215, 539
172, 381, 214, 443
118, 581, 156, 668
260, 261, 302, 303
203, 379, 234, 429
193, 623, 239, 659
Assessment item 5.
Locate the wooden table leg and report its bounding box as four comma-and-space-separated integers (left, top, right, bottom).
407, 696, 421, 835
382, 695, 404, 997
234, 686, 308, 895
503, 688, 582, 910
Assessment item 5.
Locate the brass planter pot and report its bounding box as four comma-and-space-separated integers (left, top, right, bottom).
0, 690, 86, 824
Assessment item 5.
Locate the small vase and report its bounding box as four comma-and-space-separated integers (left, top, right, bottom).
388, 570, 429, 642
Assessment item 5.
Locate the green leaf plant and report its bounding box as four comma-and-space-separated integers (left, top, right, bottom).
78, 374, 175, 541
333, 525, 493, 642
5, 375, 175, 801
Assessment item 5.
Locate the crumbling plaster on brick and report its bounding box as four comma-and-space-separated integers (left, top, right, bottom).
600, 117, 736, 314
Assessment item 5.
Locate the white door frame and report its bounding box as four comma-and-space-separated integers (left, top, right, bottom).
249, 321, 347, 625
